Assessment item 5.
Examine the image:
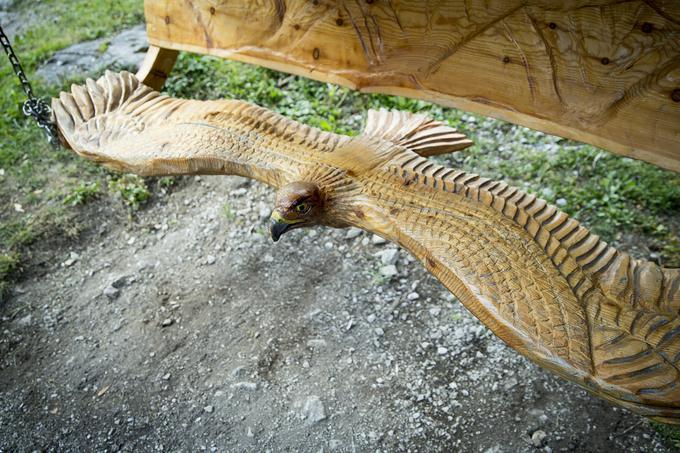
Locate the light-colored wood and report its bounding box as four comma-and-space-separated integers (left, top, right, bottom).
52, 71, 680, 423
143, 0, 680, 172
135, 45, 178, 90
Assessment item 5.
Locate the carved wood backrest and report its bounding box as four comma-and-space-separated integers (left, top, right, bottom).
139, 0, 680, 172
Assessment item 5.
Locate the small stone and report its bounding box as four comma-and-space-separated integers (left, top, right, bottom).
74, 335, 85, 341
231, 382, 258, 391
556, 198, 567, 207
247, 426, 254, 437
437, 347, 448, 355
366, 314, 376, 323
374, 327, 385, 337
531, 430, 547, 447
259, 206, 271, 220
110, 275, 129, 288
345, 228, 362, 239
16, 314, 32, 327
407, 292, 420, 301
429, 307, 441, 317
103, 286, 120, 300
162, 373, 171, 380
307, 339, 327, 348
379, 249, 399, 266
161, 318, 173, 327
206, 255, 216, 265
263, 254, 274, 263
324, 242, 333, 250
63, 252, 79, 267
204, 405, 214, 413
379, 265, 398, 277
300, 395, 326, 423
371, 234, 388, 245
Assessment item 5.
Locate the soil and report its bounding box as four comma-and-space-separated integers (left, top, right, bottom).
0, 175, 674, 452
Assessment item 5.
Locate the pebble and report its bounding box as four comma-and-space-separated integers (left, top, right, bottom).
300, 396, 326, 424
206, 255, 216, 265
263, 254, 274, 263
556, 198, 567, 207
437, 347, 448, 355
531, 430, 547, 447
161, 318, 173, 327
379, 265, 398, 277
204, 405, 214, 413
379, 249, 399, 266
407, 292, 420, 301
103, 286, 120, 300
162, 373, 171, 381
345, 228, 362, 239
307, 339, 327, 348
371, 234, 388, 245
231, 382, 258, 391
63, 252, 79, 267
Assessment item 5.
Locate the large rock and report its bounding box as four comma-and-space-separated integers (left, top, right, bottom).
36, 24, 148, 85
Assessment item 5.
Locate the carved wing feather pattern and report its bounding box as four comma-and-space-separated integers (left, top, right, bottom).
52, 71, 348, 186
364, 151, 680, 419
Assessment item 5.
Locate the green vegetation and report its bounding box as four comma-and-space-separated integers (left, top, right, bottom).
108, 174, 150, 211
652, 422, 680, 450
221, 202, 236, 221
0, 0, 143, 296
62, 181, 101, 206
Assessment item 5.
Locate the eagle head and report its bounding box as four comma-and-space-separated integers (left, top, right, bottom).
269, 181, 325, 242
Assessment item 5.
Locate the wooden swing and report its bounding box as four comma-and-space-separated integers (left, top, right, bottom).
136, 0, 680, 172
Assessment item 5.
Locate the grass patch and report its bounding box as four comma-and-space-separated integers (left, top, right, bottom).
222, 202, 236, 221
108, 174, 150, 211
0, 0, 144, 295
62, 181, 101, 206
652, 422, 680, 451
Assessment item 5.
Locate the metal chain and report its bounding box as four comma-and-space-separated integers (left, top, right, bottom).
0, 23, 59, 147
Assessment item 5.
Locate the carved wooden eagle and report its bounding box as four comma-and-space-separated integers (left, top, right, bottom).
53, 71, 680, 424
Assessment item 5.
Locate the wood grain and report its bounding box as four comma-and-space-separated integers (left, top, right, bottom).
143, 0, 680, 172
52, 71, 680, 423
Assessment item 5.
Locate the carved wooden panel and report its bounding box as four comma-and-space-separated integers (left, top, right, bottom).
144, 0, 680, 172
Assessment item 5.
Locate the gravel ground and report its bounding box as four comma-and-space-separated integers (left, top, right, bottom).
0, 175, 673, 452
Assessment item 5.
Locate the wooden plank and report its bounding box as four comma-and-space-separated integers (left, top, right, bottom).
136, 46, 178, 91
144, 0, 680, 172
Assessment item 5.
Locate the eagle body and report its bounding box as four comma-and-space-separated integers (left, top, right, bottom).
53, 71, 680, 423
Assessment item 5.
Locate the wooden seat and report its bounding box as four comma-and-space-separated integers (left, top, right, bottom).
137, 0, 680, 172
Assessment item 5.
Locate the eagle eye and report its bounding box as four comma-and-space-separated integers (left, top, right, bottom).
295, 202, 310, 214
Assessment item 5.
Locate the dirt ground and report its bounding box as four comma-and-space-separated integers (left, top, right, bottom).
0, 174, 674, 452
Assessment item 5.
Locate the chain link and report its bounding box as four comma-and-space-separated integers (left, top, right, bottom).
0, 23, 59, 147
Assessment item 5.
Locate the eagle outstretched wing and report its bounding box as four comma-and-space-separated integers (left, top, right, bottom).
358, 139, 680, 422
52, 70, 353, 187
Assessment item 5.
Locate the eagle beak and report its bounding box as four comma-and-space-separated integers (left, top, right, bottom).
269, 210, 292, 242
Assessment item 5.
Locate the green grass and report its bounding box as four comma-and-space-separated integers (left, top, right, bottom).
0, 0, 144, 297
652, 422, 680, 451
